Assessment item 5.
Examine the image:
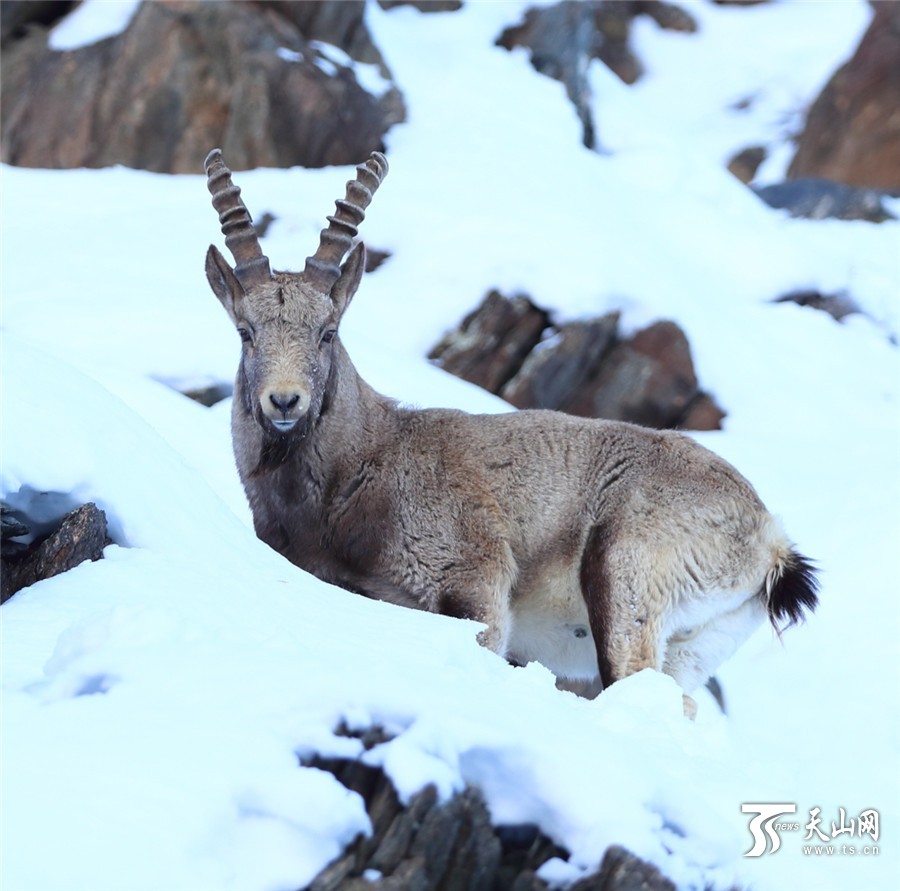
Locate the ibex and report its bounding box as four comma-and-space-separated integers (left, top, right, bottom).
204, 149, 818, 716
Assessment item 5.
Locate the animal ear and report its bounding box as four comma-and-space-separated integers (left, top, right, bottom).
331, 242, 366, 316
205, 245, 244, 323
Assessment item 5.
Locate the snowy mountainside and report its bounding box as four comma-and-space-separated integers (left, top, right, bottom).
2, 2, 898, 890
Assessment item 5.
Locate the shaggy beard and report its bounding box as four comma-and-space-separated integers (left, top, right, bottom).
248, 413, 312, 478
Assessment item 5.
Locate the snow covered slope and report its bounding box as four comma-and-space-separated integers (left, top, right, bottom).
2, 2, 897, 889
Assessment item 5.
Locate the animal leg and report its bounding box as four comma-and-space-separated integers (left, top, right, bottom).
581, 525, 667, 687
663, 593, 767, 695
437, 548, 517, 658
581, 524, 676, 703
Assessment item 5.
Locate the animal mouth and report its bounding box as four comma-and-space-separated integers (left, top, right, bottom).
271, 418, 299, 432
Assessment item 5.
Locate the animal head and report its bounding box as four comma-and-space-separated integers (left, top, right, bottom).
204, 149, 388, 439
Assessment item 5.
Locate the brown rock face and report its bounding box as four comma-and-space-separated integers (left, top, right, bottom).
430, 292, 724, 431
427, 291, 550, 394
565, 320, 704, 429
1, 0, 405, 172
788, 4, 900, 191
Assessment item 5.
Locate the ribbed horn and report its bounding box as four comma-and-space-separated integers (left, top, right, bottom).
305, 151, 389, 290
205, 148, 272, 290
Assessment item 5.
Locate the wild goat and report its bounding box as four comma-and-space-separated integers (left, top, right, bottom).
204, 149, 818, 715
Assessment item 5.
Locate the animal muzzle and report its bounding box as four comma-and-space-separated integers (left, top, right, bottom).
260, 386, 310, 432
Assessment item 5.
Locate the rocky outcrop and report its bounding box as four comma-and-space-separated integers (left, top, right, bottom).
774, 289, 861, 323
726, 145, 767, 185
788, 3, 900, 192
1, 0, 405, 172
430, 292, 724, 431
753, 178, 895, 222
496, 1, 696, 149
1, 502, 109, 603
378, 1, 464, 11
303, 725, 676, 891
0, 0, 76, 46
428, 291, 550, 395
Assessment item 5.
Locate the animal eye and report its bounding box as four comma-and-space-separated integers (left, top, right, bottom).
238, 327, 253, 344
320, 329, 336, 345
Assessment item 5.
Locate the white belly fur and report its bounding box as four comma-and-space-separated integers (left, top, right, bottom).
507, 568, 599, 681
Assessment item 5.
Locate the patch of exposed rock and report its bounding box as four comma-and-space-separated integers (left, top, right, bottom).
788, 2, 900, 192
1, 0, 405, 172
496, 1, 696, 149
302, 725, 676, 891
1, 501, 110, 603
753, 178, 895, 223
429, 292, 725, 431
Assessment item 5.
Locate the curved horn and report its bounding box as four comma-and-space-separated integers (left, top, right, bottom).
205, 148, 272, 290
304, 151, 389, 291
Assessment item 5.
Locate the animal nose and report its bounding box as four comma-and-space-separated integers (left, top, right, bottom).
269, 393, 300, 415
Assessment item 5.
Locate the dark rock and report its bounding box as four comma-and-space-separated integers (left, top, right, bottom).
1, 502, 109, 603
774, 289, 861, 322
378, 1, 464, 11
638, 0, 696, 34
0, 0, 77, 46
181, 383, 233, 407
431, 296, 724, 431
428, 291, 550, 394
496, 1, 696, 149
1, 0, 405, 172
253, 211, 277, 239
364, 247, 392, 273
679, 393, 727, 432
256, 1, 383, 66
501, 314, 620, 410
727, 145, 767, 184
565, 321, 720, 430
788, 3, 900, 191
0, 505, 30, 543
304, 731, 689, 890
753, 178, 895, 222
570, 845, 675, 891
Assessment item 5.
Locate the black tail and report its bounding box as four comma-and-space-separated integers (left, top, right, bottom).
766, 549, 819, 631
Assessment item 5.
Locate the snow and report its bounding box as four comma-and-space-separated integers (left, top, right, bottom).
2, 1, 898, 890
48, 0, 142, 52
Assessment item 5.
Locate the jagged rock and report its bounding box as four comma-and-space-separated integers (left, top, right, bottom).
428, 291, 550, 394
680, 393, 727, 432
564, 321, 704, 428
303, 731, 683, 891
432, 294, 723, 431
570, 845, 675, 891
378, 1, 464, 11
181, 383, 233, 407
501, 315, 620, 411
496, 1, 696, 149
788, 3, 900, 191
0, 0, 77, 46
1, 502, 109, 603
774, 289, 861, 323
727, 145, 767, 184
1, 0, 405, 172
256, 1, 383, 66
364, 247, 393, 273
753, 178, 895, 222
